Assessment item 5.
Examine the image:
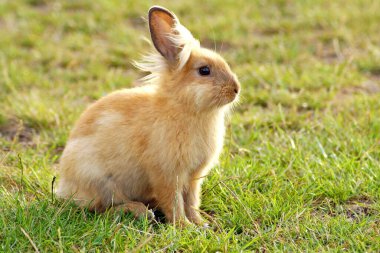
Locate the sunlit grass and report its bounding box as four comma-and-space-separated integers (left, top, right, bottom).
1, 0, 380, 251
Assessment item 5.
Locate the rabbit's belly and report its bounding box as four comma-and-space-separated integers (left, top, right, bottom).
115, 165, 154, 202
61, 136, 152, 201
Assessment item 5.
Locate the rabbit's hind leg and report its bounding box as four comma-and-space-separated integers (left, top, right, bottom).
109, 201, 155, 221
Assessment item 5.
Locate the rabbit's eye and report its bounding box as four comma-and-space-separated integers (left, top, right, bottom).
198, 66, 210, 76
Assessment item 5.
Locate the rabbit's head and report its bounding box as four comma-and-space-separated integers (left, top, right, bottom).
136, 6, 240, 112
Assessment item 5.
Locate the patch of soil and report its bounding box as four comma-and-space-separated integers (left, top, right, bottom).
53, 146, 65, 154
314, 42, 344, 63
0, 119, 36, 146
331, 79, 380, 105
362, 79, 380, 93
254, 27, 281, 36
0, 19, 5, 29
344, 196, 375, 220
367, 67, 380, 77
312, 196, 376, 221
27, 0, 52, 12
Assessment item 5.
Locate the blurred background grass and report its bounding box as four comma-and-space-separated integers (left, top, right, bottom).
0, 0, 380, 251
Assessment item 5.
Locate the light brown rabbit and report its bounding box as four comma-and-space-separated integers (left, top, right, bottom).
56, 6, 240, 226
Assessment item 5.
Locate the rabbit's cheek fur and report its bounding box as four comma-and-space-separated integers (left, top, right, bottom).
183, 84, 217, 110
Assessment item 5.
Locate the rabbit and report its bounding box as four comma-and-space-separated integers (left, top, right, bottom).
56, 6, 240, 226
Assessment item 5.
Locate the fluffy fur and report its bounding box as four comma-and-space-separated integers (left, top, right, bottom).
56, 6, 240, 226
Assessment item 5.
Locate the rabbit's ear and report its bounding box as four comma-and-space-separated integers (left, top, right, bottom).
148, 6, 179, 63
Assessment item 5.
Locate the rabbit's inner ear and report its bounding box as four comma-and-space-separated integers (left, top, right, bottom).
149, 7, 179, 63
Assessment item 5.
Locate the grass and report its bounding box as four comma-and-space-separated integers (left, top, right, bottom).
1, 0, 380, 251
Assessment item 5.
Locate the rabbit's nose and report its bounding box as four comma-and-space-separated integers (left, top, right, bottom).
233, 80, 240, 94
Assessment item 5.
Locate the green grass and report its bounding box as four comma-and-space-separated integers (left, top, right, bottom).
1, 0, 380, 251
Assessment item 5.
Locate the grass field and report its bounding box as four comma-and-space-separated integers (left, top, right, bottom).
1, 0, 380, 251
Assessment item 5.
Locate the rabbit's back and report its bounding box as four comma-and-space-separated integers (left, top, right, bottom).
57, 85, 159, 206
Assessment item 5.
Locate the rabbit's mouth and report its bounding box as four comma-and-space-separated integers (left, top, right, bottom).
220, 78, 240, 105
227, 82, 240, 98
215, 89, 239, 107
227, 91, 240, 104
